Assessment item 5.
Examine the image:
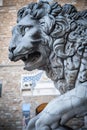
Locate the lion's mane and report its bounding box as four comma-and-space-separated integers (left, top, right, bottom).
17, 1, 87, 93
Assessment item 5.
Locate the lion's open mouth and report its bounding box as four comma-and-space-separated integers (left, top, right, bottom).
21, 51, 41, 63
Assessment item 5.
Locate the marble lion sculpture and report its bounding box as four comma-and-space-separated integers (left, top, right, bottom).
9, 0, 87, 130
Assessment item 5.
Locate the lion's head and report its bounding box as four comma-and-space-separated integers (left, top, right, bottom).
9, 1, 60, 71
9, 14, 52, 71
9, 1, 77, 71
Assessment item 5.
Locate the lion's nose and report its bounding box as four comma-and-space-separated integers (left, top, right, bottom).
9, 45, 16, 53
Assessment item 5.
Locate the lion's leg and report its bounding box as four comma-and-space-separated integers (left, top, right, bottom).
35, 118, 73, 130
26, 113, 41, 130
35, 111, 61, 130
36, 84, 87, 130
36, 120, 51, 130
60, 105, 87, 125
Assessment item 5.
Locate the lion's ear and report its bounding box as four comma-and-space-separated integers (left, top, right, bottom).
40, 15, 55, 34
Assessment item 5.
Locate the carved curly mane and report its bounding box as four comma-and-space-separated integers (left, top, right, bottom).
17, 1, 87, 21
16, 1, 87, 94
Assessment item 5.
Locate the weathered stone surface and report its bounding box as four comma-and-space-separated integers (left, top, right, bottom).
0, 0, 87, 129
8, 0, 87, 130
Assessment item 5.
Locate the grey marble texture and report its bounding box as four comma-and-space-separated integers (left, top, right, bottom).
9, 0, 87, 129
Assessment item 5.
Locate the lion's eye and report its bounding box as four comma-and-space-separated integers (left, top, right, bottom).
25, 27, 30, 33
18, 25, 33, 36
